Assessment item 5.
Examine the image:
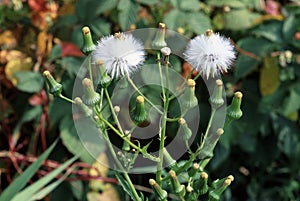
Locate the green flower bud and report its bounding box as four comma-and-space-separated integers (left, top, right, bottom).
188, 163, 199, 178
227, 91, 243, 120
194, 172, 208, 195
82, 78, 100, 106
81, 26, 96, 55
108, 105, 120, 125
130, 96, 149, 127
149, 179, 168, 201
152, 23, 167, 49
163, 148, 177, 169
178, 118, 193, 141
43, 71, 62, 96
95, 59, 112, 89
209, 79, 224, 109
169, 170, 186, 197
122, 131, 131, 152
209, 178, 232, 201
181, 79, 198, 109
74, 97, 93, 117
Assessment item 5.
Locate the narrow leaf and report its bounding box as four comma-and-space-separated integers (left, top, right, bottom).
11, 155, 78, 201
0, 140, 58, 201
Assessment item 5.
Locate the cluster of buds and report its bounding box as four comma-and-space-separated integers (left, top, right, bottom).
149, 163, 234, 201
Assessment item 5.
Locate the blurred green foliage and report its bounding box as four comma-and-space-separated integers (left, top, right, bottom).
1, 0, 300, 200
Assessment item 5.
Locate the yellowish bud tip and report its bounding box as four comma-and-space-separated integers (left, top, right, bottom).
201, 172, 208, 179
129, 24, 136, 30
149, 179, 156, 186
82, 27, 90, 35
159, 23, 166, 29
82, 78, 93, 87
178, 118, 186, 125
186, 185, 193, 192
206, 29, 214, 36
217, 128, 224, 135
136, 95, 144, 103
223, 178, 232, 186
96, 59, 104, 65
234, 91, 243, 99
216, 79, 223, 87
193, 163, 200, 169
169, 170, 176, 178
43, 70, 51, 77
74, 97, 83, 104
177, 27, 185, 34
187, 79, 196, 87
114, 106, 120, 113
227, 175, 234, 182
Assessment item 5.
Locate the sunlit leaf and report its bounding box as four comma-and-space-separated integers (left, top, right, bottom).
259, 57, 280, 96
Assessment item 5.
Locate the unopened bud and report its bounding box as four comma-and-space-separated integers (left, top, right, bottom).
43, 71, 62, 96
81, 26, 96, 55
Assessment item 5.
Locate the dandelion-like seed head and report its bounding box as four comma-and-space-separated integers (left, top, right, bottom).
92, 32, 145, 79
184, 30, 236, 79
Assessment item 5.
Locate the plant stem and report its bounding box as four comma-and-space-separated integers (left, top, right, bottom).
127, 76, 163, 115
156, 53, 170, 185
104, 89, 125, 136
59, 94, 75, 104
88, 55, 93, 85
101, 129, 140, 201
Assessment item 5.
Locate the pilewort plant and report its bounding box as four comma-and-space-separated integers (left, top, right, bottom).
44, 24, 243, 201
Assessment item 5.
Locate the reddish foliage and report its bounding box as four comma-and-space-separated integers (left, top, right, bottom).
61, 42, 83, 57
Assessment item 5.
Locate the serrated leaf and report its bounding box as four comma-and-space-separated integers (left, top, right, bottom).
0, 140, 58, 201
90, 19, 111, 37
186, 12, 211, 34
224, 9, 260, 30
259, 57, 280, 96
163, 9, 184, 31
11, 155, 78, 201
118, 0, 138, 31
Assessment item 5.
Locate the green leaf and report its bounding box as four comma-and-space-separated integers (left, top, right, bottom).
61, 57, 82, 78
118, 0, 138, 31
253, 21, 283, 43
135, 0, 158, 5
163, 9, 184, 31
28, 170, 72, 201
114, 172, 137, 201
224, 9, 260, 30
207, 0, 246, 8
283, 14, 297, 41
179, 0, 200, 11
11, 155, 78, 201
0, 140, 58, 201
15, 71, 44, 93
90, 19, 112, 37
279, 88, 300, 116
234, 37, 274, 80
60, 115, 105, 164
186, 12, 211, 34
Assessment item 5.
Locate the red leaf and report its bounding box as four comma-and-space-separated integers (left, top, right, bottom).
28, 0, 47, 12
61, 42, 83, 57
29, 92, 43, 106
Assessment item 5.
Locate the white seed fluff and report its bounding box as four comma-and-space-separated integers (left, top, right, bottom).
92, 33, 145, 79
184, 33, 235, 79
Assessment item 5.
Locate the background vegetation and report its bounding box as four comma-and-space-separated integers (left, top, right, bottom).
1, 0, 300, 200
